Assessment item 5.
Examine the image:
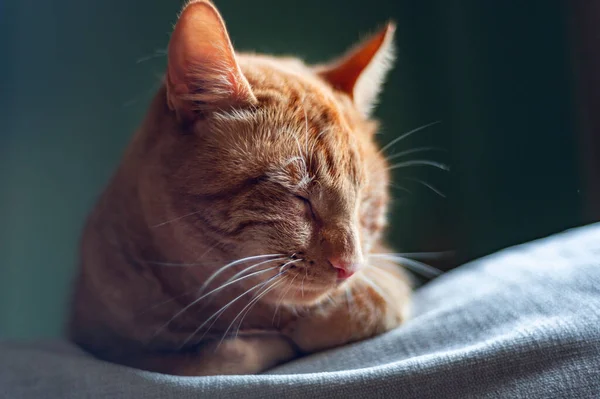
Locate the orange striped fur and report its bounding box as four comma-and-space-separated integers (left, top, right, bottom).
68, 0, 410, 375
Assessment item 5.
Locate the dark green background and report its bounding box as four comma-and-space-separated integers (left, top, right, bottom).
1, 0, 583, 338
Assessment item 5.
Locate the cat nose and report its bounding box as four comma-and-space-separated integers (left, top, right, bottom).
329, 257, 358, 280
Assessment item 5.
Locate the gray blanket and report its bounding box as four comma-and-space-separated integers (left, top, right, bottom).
2, 223, 599, 398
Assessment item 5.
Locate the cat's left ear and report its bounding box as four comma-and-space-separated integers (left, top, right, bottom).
316, 23, 396, 117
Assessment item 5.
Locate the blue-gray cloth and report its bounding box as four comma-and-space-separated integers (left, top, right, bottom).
2, 224, 600, 398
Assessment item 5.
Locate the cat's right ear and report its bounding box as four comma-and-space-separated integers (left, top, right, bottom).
166, 0, 256, 122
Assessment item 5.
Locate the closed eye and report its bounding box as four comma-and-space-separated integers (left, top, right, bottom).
295, 195, 317, 220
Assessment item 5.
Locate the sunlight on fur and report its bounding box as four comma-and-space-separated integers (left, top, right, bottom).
68, 0, 424, 376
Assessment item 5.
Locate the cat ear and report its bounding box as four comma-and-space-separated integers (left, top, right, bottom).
166, 0, 256, 121
316, 23, 396, 117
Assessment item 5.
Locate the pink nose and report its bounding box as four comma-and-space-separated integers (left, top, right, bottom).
329, 258, 357, 280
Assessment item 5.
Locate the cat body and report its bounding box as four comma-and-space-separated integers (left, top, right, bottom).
69, 0, 410, 375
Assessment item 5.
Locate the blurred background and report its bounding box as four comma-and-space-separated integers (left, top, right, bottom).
1, 0, 598, 339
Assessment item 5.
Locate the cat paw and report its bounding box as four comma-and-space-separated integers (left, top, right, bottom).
282, 315, 348, 353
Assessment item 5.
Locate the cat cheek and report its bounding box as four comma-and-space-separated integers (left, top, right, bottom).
288, 221, 313, 252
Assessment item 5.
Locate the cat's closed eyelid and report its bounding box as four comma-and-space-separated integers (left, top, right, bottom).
294, 195, 318, 220
294, 194, 310, 204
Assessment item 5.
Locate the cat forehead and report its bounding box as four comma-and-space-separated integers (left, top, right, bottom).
209, 108, 364, 191
238, 54, 352, 119
211, 68, 356, 139
207, 55, 370, 188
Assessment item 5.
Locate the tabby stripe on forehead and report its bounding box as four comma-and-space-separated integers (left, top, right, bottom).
187, 209, 275, 238
228, 220, 275, 236
317, 141, 339, 183
180, 175, 265, 202
185, 211, 237, 237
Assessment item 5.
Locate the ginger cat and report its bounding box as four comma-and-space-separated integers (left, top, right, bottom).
68, 0, 411, 376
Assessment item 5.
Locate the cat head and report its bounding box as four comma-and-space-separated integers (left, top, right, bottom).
139, 0, 395, 304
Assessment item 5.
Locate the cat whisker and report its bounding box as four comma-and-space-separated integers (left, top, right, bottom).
135, 48, 167, 64
370, 251, 454, 260
385, 147, 446, 163
243, 258, 297, 302
315, 126, 332, 142
198, 257, 295, 312
292, 135, 312, 186
151, 210, 203, 228
390, 183, 413, 194
359, 273, 392, 305
198, 254, 286, 295
370, 254, 444, 279
237, 281, 283, 338
180, 270, 288, 349
145, 253, 284, 269
278, 258, 303, 274
307, 127, 327, 168
191, 240, 223, 263
378, 121, 441, 155
367, 264, 402, 281
271, 273, 299, 325
326, 293, 336, 306
387, 160, 450, 172
283, 156, 306, 169
144, 260, 204, 267
399, 177, 446, 198
247, 259, 297, 302
148, 265, 281, 341
302, 103, 310, 158
224, 257, 289, 285
217, 277, 287, 347
294, 136, 307, 163
345, 285, 355, 313
232, 277, 288, 341
122, 78, 164, 109
139, 257, 284, 315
